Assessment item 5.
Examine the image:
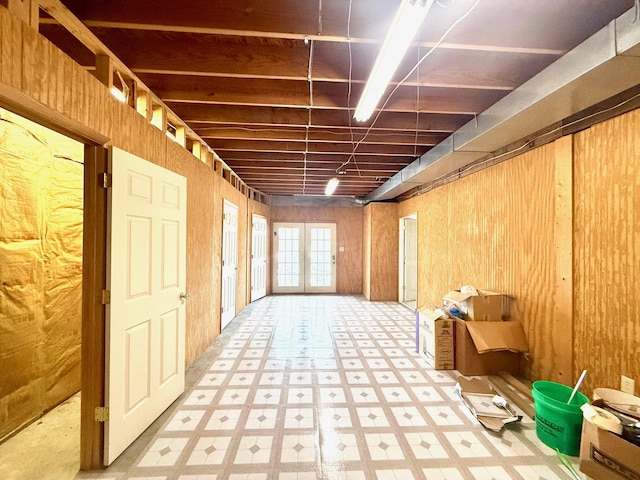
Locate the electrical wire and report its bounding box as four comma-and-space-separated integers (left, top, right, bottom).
350, 0, 481, 158
303, 38, 315, 194
339, 0, 364, 178
413, 43, 421, 158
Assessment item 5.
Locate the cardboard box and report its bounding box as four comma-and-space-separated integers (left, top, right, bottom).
444, 289, 511, 321
417, 308, 454, 370
455, 376, 522, 432
580, 400, 640, 480
454, 318, 528, 376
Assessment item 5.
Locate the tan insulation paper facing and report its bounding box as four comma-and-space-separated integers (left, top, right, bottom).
0, 107, 84, 441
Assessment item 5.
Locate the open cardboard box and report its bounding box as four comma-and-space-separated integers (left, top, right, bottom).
455, 318, 529, 376
455, 376, 522, 432
444, 289, 511, 321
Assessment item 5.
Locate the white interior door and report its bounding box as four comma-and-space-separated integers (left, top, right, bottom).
105, 147, 186, 465
399, 215, 418, 305
251, 214, 267, 302
221, 200, 238, 329
272, 222, 336, 293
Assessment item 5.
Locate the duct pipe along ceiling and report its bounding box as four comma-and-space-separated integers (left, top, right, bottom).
366, 7, 640, 203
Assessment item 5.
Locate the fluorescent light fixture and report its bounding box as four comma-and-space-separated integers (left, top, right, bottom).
354, 0, 434, 122
324, 178, 340, 196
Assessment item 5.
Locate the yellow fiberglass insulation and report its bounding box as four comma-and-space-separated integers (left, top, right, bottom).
0, 108, 83, 440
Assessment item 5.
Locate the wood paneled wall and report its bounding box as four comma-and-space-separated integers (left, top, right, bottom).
0, 6, 264, 465
399, 138, 574, 384
398, 112, 640, 396
573, 109, 640, 397
363, 203, 399, 301
270, 207, 363, 294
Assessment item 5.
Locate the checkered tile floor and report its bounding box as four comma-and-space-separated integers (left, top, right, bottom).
77, 295, 575, 480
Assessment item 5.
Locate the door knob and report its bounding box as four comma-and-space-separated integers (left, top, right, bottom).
179, 292, 191, 301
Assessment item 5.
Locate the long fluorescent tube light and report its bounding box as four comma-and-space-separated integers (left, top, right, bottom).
324, 178, 340, 196
354, 0, 434, 122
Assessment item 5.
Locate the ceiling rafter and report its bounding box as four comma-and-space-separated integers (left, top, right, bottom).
38, 0, 635, 197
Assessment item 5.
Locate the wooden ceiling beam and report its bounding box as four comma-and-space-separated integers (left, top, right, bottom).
174, 104, 471, 132
137, 74, 510, 114
45, 0, 609, 56
218, 150, 413, 164
196, 126, 447, 146
39, 25, 558, 89
209, 139, 425, 156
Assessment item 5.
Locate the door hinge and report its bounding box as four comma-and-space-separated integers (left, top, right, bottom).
101, 172, 112, 189
101, 290, 111, 304
95, 406, 109, 422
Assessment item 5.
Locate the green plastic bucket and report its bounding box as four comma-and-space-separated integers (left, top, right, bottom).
532, 381, 589, 456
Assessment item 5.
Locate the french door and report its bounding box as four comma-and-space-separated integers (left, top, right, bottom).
272, 222, 336, 293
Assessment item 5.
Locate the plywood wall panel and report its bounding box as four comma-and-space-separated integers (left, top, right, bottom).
404, 141, 569, 381
0, 11, 21, 89
270, 206, 363, 294
0, 4, 250, 375
362, 206, 371, 299
366, 203, 399, 301
574, 109, 640, 396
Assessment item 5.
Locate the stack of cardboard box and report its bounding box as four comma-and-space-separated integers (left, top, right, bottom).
417, 288, 529, 375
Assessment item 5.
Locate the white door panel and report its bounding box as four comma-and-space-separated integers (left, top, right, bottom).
251, 215, 267, 301
221, 201, 238, 329
399, 216, 418, 305
105, 147, 186, 465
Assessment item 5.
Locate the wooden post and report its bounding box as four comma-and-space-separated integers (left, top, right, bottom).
94, 54, 113, 89
175, 125, 186, 147
151, 104, 166, 132
136, 90, 152, 121
192, 140, 201, 160
553, 135, 574, 384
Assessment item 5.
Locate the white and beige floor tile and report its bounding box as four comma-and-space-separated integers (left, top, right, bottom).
77, 295, 575, 480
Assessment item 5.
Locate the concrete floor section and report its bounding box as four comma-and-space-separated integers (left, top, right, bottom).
0, 393, 80, 480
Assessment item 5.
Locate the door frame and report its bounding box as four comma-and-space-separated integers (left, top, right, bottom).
82, 146, 110, 469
